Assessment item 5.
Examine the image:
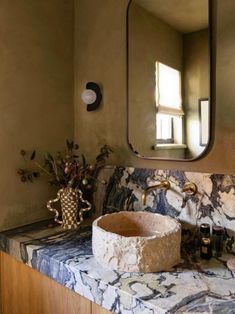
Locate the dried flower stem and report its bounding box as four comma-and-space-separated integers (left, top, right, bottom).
33, 161, 53, 178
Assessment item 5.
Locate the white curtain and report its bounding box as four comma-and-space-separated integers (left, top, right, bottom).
156, 62, 184, 116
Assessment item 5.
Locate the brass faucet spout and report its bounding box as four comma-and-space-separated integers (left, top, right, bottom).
142, 180, 170, 205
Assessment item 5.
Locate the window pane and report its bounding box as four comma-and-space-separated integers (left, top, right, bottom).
156, 62, 182, 110
156, 114, 172, 140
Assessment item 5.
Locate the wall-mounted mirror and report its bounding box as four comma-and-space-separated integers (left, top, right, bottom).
127, 0, 212, 160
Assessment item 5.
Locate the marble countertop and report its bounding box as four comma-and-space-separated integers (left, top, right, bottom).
1, 220, 235, 314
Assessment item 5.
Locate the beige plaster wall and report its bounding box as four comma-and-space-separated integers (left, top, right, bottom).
75, 0, 235, 175
0, 0, 74, 230
183, 29, 209, 158
128, 3, 183, 157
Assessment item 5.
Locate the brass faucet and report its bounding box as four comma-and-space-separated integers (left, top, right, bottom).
182, 182, 197, 196
142, 180, 170, 205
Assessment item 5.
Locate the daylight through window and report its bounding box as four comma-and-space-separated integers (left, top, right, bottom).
155, 62, 184, 144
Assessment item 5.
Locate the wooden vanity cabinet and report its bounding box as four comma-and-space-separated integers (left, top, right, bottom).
0, 252, 111, 314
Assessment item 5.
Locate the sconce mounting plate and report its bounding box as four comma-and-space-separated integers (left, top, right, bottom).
86, 82, 102, 112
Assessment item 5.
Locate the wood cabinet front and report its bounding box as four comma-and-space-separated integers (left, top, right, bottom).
0, 252, 111, 314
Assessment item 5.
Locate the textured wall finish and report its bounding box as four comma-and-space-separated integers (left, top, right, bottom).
0, 0, 74, 230
102, 167, 235, 236
1, 0, 235, 236
128, 3, 183, 157
184, 29, 209, 158
75, 0, 235, 173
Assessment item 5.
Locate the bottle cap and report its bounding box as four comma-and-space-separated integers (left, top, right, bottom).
200, 223, 210, 233
212, 225, 224, 235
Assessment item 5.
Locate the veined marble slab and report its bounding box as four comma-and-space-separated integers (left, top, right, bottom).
1, 221, 235, 314
103, 167, 235, 238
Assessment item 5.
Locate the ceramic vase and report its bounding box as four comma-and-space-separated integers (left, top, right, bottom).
47, 187, 91, 230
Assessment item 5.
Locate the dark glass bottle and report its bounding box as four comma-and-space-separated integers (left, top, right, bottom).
200, 237, 212, 259
212, 225, 224, 257
200, 223, 210, 239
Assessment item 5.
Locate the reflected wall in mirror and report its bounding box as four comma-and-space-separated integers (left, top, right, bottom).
127, 0, 211, 160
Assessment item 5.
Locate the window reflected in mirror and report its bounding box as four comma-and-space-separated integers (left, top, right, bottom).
155, 62, 184, 147
127, 0, 211, 160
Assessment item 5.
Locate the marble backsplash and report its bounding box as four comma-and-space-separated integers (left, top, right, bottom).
98, 167, 235, 238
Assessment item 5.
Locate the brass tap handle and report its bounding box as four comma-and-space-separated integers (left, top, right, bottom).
182, 182, 197, 196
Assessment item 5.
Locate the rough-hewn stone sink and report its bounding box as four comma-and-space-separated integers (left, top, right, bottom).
92, 211, 181, 273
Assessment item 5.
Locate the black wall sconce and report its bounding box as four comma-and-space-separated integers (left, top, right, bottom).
81, 82, 102, 111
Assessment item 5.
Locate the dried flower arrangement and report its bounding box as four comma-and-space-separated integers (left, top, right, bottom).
18, 140, 113, 201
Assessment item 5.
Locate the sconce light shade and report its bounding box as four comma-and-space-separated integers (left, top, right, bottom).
81, 82, 102, 111
81, 89, 97, 105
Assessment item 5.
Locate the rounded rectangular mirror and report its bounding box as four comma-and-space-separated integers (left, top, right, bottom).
127, 0, 212, 160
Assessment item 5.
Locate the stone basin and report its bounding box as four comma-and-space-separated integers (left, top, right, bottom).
92, 211, 181, 273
